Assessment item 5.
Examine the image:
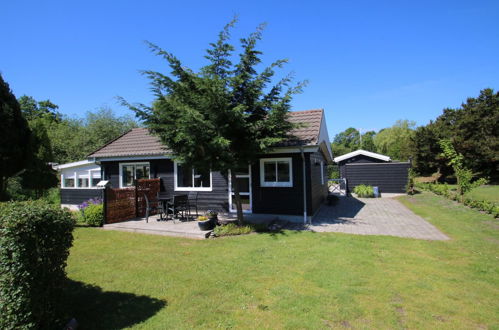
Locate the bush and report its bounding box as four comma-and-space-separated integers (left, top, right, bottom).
83, 203, 103, 227
213, 223, 252, 237
353, 184, 375, 198
0, 201, 74, 329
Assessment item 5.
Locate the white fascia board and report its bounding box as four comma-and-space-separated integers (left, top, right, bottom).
94, 154, 172, 162
333, 149, 391, 163
54, 159, 95, 170
318, 111, 333, 161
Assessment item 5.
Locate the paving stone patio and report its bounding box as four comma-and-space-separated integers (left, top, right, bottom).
311, 196, 449, 240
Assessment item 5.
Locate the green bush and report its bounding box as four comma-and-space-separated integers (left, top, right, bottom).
83, 203, 103, 227
0, 201, 74, 329
353, 184, 375, 198
416, 182, 498, 218
213, 223, 252, 237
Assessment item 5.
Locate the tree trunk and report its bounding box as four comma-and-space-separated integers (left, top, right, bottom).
230, 171, 244, 226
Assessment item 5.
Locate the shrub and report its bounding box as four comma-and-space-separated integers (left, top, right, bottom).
213, 223, 252, 237
83, 203, 104, 227
0, 201, 74, 329
353, 184, 375, 198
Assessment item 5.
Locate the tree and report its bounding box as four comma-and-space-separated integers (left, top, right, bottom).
360, 130, 376, 152
331, 128, 377, 157
126, 20, 303, 224
0, 74, 32, 200
374, 119, 415, 161
18, 95, 61, 122
439, 139, 487, 199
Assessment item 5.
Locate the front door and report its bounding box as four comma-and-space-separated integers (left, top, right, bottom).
229, 166, 252, 213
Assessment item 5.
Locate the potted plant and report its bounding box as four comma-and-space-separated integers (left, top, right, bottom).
197, 216, 215, 231
206, 210, 218, 224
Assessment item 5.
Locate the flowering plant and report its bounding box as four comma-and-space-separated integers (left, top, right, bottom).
78, 197, 103, 210
197, 216, 208, 221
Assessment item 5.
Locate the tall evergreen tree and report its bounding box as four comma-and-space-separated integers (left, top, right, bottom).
0, 74, 32, 200
125, 20, 304, 223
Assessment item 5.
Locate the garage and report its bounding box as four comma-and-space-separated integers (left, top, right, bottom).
334, 149, 410, 194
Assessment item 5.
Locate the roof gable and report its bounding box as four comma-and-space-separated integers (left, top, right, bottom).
333, 149, 391, 163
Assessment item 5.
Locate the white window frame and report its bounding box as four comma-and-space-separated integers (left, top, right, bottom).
321, 161, 325, 185
174, 160, 213, 192
228, 166, 252, 213
119, 162, 151, 188
259, 157, 293, 187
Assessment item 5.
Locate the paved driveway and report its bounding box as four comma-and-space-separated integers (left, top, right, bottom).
311, 197, 449, 240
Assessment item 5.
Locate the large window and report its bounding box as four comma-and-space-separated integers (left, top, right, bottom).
259, 157, 293, 187
174, 161, 212, 191
120, 163, 150, 188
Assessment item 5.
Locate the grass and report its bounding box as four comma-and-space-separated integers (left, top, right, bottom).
465, 185, 499, 204
65, 192, 498, 329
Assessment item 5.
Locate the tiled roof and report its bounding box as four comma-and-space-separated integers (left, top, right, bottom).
88, 109, 324, 158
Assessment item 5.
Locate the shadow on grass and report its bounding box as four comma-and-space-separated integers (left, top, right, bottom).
62, 279, 166, 329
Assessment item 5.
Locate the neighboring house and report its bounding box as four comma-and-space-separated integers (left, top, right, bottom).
54, 160, 102, 210
87, 109, 333, 223
333, 149, 410, 194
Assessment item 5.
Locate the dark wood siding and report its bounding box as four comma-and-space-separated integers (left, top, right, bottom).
345, 162, 410, 193
60, 189, 102, 205
101, 159, 229, 213
251, 153, 306, 216
308, 152, 328, 215
338, 155, 387, 178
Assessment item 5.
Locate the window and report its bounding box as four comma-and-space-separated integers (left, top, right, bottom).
64, 178, 75, 188
321, 161, 325, 185
78, 178, 89, 188
119, 163, 150, 187
229, 166, 252, 212
174, 161, 212, 191
259, 158, 293, 187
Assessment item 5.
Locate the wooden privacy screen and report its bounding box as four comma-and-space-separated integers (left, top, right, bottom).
104, 178, 161, 224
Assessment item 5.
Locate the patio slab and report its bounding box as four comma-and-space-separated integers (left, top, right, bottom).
311, 196, 450, 240
103, 216, 211, 239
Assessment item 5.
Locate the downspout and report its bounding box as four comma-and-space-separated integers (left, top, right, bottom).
300, 147, 307, 224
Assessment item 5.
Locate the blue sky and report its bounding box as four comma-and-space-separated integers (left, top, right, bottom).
1, 0, 498, 137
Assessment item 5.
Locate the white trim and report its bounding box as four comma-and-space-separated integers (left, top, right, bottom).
118, 162, 151, 188
259, 157, 293, 188
228, 166, 253, 213
333, 149, 391, 163
320, 161, 325, 185
173, 160, 213, 192
54, 159, 95, 170
95, 155, 171, 162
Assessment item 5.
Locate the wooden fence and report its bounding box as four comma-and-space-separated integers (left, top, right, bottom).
104, 178, 160, 224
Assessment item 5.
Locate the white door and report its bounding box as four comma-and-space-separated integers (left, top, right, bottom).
229, 166, 252, 213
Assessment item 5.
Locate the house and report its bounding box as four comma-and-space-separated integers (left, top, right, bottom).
87, 109, 333, 223
333, 149, 410, 194
54, 160, 102, 210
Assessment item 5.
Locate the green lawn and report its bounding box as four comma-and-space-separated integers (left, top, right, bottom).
66, 192, 499, 329
465, 185, 499, 204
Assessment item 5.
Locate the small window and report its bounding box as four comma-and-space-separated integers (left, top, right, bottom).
174, 161, 212, 191
120, 163, 150, 188
259, 158, 293, 187
78, 178, 89, 188
64, 178, 75, 188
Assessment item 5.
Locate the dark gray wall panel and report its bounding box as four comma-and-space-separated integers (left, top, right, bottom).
60, 189, 103, 205
345, 162, 410, 193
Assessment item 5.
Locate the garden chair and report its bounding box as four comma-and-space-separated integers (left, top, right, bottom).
166, 194, 189, 222
188, 191, 199, 219
144, 194, 163, 223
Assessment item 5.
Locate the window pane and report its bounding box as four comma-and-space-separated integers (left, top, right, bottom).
64, 178, 74, 187
194, 168, 210, 188
177, 164, 193, 187
91, 178, 100, 187
231, 194, 251, 211
123, 165, 134, 187
136, 165, 150, 180
264, 162, 276, 182
277, 161, 290, 182
231, 177, 249, 193
78, 178, 89, 188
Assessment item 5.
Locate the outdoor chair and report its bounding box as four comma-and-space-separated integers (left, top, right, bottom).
188, 191, 199, 219
144, 194, 163, 223
166, 194, 189, 222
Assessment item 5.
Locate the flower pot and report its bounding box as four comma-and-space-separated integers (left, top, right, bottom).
198, 219, 215, 231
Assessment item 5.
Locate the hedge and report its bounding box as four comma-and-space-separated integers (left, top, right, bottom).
0, 201, 74, 329
415, 183, 499, 218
